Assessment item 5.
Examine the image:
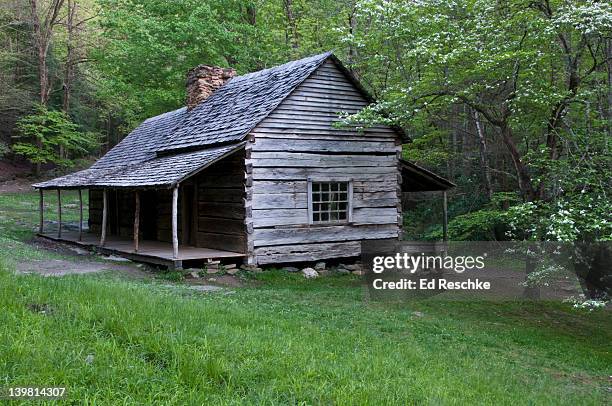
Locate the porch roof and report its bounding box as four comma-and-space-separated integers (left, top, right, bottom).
400, 159, 455, 192
33, 142, 245, 189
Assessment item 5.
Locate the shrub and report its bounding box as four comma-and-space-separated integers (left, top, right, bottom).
12, 104, 99, 170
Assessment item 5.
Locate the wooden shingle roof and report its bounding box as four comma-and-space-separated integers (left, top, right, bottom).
34, 143, 245, 189
34, 52, 335, 189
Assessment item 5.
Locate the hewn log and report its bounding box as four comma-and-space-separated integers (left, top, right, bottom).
78, 189, 83, 241
247, 153, 395, 167
251, 138, 397, 154
253, 224, 398, 247
134, 191, 140, 252
57, 189, 62, 238
172, 186, 179, 259
252, 166, 396, 182
100, 189, 107, 246
255, 241, 362, 264
38, 189, 43, 234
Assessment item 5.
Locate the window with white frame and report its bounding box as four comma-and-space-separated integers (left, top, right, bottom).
308, 180, 352, 224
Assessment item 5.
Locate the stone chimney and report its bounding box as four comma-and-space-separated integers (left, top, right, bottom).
186, 65, 236, 110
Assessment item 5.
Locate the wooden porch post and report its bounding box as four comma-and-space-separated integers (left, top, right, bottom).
101, 189, 107, 246
134, 190, 140, 252
78, 189, 83, 241
442, 191, 448, 242
38, 189, 44, 234
172, 185, 179, 260
57, 189, 62, 238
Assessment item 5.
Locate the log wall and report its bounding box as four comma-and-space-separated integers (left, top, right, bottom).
247, 59, 402, 264
193, 149, 246, 253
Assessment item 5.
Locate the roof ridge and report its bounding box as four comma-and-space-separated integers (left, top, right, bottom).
231, 51, 332, 82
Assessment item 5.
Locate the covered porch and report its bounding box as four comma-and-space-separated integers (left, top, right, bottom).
38, 231, 244, 268
33, 143, 248, 269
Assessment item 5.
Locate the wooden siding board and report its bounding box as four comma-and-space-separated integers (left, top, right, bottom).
253, 224, 398, 247
255, 241, 362, 264
252, 138, 397, 153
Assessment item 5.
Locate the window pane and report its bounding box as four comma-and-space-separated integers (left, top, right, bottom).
311, 181, 350, 223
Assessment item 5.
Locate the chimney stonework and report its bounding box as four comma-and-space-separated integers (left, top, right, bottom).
186, 65, 236, 110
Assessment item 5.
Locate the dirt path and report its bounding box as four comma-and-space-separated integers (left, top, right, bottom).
15, 258, 145, 277
0, 178, 35, 193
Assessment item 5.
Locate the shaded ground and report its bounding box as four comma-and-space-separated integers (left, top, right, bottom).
15, 258, 142, 277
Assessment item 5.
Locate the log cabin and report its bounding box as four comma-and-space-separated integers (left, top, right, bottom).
34, 52, 454, 269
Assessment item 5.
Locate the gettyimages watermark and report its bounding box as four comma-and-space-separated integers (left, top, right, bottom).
361, 241, 611, 303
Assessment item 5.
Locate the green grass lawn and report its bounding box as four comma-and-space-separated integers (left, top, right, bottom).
0, 191, 611, 404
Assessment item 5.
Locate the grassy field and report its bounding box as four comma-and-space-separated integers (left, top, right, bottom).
0, 190, 611, 404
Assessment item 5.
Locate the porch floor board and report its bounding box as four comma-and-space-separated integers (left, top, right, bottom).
38, 231, 245, 264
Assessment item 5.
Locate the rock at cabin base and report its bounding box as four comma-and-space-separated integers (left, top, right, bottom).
352, 270, 364, 276
240, 265, 262, 273
284, 266, 299, 273
301, 267, 319, 279
226, 268, 239, 275
314, 262, 326, 271
343, 264, 361, 272
336, 268, 351, 275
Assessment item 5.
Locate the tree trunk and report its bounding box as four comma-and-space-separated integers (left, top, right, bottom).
28, 0, 65, 175
60, 0, 77, 160
499, 122, 535, 201
283, 0, 299, 52
473, 109, 493, 200
347, 3, 357, 67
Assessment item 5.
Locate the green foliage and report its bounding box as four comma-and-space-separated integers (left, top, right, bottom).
12, 105, 99, 168
429, 209, 508, 241
506, 130, 612, 242
95, 0, 270, 120
424, 192, 521, 241
156, 270, 185, 282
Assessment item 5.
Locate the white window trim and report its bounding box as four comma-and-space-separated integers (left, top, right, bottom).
307, 178, 353, 225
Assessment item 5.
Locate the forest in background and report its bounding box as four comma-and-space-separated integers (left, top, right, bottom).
0, 0, 610, 243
